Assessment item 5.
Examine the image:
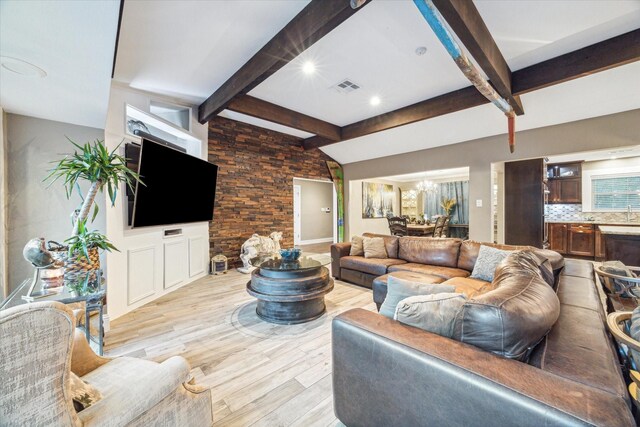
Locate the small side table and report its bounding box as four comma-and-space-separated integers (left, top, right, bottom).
1, 272, 106, 355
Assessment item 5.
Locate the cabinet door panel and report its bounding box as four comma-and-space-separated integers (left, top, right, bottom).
568, 226, 594, 256
560, 179, 581, 203
548, 181, 561, 203
548, 223, 567, 253
164, 239, 188, 289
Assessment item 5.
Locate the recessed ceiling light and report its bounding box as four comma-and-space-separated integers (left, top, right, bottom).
302, 61, 315, 75
370, 96, 381, 106
610, 156, 617, 160
0, 56, 47, 78
415, 46, 428, 56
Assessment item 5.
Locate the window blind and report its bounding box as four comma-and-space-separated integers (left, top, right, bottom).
592, 174, 640, 210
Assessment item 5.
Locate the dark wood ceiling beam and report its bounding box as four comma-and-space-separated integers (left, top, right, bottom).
227, 95, 341, 140
512, 28, 640, 95
198, 0, 371, 124
304, 86, 488, 150
431, 0, 524, 115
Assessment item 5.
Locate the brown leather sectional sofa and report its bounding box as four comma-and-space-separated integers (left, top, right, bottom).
330, 234, 636, 426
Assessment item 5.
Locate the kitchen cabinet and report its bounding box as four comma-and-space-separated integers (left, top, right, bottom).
548, 222, 638, 259
595, 228, 606, 260
548, 223, 568, 253
567, 224, 595, 257
547, 162, 582, 204
547, 162, 582, 179
548, 179, 581, 204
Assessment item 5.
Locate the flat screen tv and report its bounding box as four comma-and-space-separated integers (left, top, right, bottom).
131, 138, 218, 228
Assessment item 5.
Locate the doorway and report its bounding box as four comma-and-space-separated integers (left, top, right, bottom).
293, 178, 337, 249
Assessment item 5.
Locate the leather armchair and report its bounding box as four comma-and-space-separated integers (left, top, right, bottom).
0, 301, 213, 426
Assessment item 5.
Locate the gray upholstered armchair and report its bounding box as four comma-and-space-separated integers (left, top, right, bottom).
0, 301, 213, 426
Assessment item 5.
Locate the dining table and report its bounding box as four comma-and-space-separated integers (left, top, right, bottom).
406, 224, 435, 236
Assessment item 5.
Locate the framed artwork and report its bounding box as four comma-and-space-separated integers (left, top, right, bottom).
362, 182, 394, 218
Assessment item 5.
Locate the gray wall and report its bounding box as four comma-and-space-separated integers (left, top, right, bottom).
0, 109, 7, 297
294, 179, 333, 241
344, 109, 640, 242
6, 114, 105, 290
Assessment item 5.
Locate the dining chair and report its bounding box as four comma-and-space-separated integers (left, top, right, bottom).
387, 216, 408, 237
431, 216, 446, 237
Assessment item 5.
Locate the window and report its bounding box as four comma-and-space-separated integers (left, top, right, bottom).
591, 174, 640, 211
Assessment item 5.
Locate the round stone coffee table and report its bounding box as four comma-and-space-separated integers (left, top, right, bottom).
246, 254, 333, 324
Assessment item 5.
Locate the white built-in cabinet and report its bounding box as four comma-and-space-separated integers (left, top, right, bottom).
189, 237, 206, 277
127, 246, 156, 305
164, 239, 188, 289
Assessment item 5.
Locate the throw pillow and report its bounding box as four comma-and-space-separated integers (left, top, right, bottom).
395, 293, 467, 337
69, 372, 102, 412
349, 235, 364, 256
470, 245, 512, 282
602, 261, 636, 295
363, 237, 387, 259
379, 275, 455, 318
629, 306, 640, 364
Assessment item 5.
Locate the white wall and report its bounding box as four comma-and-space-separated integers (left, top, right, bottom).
104, 83, 209, 320
349, 178, 401, 237
5, 114, 105, 291
293, 178, 333, 243
343, 109, 640, 242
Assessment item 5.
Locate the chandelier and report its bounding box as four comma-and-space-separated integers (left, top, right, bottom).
416, 179, 438, 194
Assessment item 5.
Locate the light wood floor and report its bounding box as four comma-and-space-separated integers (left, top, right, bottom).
297, 242, 333, 254
105, 270, 374, 426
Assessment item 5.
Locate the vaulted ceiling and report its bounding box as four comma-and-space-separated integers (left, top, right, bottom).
114, 0, 640, 164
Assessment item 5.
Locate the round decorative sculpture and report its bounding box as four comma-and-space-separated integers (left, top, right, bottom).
23, 238, 63, 269
238, 231, 283, 274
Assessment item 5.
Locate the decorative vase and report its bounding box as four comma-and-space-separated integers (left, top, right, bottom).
65, 247, 100, 280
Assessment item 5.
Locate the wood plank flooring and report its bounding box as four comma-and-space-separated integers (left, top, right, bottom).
105, 270, 374, 426
297, 242, 333, 254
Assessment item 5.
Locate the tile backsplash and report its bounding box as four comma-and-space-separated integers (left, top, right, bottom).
545, 204, 639, 223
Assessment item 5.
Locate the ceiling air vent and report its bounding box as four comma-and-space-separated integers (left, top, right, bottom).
332, 78, 361, 94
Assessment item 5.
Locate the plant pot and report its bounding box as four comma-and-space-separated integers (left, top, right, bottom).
65, 247, 100, 280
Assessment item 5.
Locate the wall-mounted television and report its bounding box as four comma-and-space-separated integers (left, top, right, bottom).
129, 138, 218, 228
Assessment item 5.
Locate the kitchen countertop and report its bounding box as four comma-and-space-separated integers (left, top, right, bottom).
547, 220, 640, 226
598, 226, 640, 236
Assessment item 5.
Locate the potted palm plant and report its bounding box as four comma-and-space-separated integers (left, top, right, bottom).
46, 138, 141, 277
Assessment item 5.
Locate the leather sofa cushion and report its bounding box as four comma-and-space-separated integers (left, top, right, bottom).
340, 256, 406, 276
556, 275, 603, 314
395, 293, 467, 337
529, 304, 627, 399
452, 251, 560, 360
535, 249, 565, 273
562, 259, 596, 279
443, 277, 497, 299
388, 263, 469, 280
398, 237, 461, 268
529, 261, 626, 399
373, 272, 446, 308
363, 233, 399, 259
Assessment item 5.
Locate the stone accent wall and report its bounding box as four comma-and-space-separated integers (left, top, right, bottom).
207, 117, 334, 267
